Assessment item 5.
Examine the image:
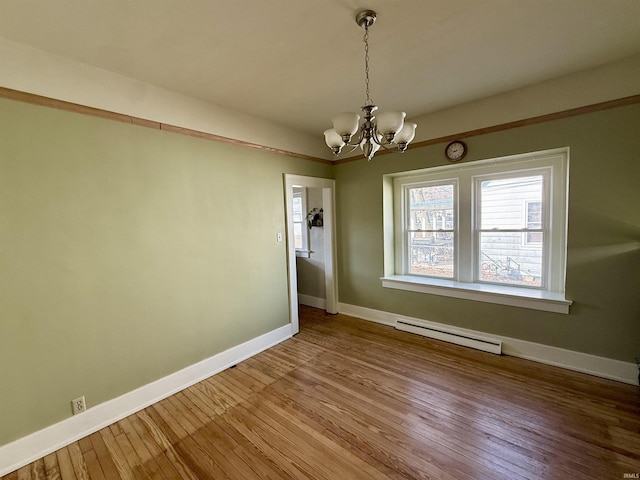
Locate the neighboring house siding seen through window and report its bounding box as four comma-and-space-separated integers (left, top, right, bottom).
476, 173, 546, 287
382, 148, 571, 314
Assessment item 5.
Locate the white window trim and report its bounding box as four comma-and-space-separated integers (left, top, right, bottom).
382, 148, 572, 314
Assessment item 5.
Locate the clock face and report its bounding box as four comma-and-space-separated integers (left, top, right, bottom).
445, 141, 467, 161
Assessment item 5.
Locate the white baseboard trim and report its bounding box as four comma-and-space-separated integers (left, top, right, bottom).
338, 302, 638, 386
0, 324, 293, 477
298, 294, 326, 310
338, 303, 397, 327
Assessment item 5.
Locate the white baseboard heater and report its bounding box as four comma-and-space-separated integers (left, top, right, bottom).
396, 319, 502, 355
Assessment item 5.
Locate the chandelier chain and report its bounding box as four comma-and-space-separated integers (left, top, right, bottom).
363, 25, 373, 106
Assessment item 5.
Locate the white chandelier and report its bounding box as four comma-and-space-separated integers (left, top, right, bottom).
324, 10, 417, 161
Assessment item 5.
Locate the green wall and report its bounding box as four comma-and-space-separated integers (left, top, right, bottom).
0, 98, 331, 446
1, 95, 638, 448
335, 103, 640, 363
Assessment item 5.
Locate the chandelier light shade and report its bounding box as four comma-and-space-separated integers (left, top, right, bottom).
324, 10, 417, 161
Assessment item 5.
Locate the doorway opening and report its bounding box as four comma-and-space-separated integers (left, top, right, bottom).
284, 175, 337, 334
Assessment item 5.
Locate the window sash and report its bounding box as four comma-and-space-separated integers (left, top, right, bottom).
474, 169, 550, 289
403, 180, 458, 279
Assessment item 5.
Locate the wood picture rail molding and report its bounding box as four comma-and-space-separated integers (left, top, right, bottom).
0, 86, 332, 165
2, 86, 639, 165
334, 93, 640, 164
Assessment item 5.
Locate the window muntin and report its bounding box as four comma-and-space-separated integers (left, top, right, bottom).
405, 182, 456, 278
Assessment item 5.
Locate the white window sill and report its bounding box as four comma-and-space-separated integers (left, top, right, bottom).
381, 275, 572, 314
295, 250, 311, 258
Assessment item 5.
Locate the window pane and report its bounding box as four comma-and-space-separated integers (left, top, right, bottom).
480, 175, 542, 229
479, 232, 543, 287
293, 223, 302, 249
292, 196, 303, 222
409, 231, 454, 278
408, 184, 454, 231
525, 201, 543, 244
478, 174, 544, 287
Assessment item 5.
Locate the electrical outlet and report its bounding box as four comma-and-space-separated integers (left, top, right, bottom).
71, 396, 86, 415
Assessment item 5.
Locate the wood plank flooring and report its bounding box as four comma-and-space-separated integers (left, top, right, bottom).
3, 306, 640, 479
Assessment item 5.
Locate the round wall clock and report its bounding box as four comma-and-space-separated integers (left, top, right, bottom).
445, 140, 467, 162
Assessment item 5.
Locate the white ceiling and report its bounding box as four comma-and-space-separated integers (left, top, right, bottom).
1, 0, 640, 137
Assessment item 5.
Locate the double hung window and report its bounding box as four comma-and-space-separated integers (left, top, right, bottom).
384, 148, 571, 313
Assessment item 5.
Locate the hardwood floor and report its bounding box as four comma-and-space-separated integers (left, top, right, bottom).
3, 305, 640, 479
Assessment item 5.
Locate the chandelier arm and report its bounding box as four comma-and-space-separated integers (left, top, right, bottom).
342, 143, 361, 155
370, 128, 385, 146
344, 129, 366, 147
378, 142, 397, 151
